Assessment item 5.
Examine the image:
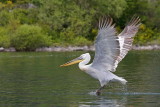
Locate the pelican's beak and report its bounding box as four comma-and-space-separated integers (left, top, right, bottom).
60, 56, 83, 67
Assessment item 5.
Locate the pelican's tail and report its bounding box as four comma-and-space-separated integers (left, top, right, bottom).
114, 76, 127, 85
99, 71, 127, 86
107, 71, 127, 85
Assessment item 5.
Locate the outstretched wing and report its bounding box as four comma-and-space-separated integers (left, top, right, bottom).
91, 16, 141, 72
112, 17, 141, 72
91, 17, 120, 71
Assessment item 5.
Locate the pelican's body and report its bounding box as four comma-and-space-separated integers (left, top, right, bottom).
78, 53, 127, 87
60, 16, 141, 95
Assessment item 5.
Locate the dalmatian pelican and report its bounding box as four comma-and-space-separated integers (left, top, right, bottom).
60, 16, 141, 95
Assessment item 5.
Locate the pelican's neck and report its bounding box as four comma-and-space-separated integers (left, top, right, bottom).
79, 53, 91, 71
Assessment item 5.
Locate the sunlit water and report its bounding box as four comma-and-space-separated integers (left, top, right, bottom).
0, 51, 159, 106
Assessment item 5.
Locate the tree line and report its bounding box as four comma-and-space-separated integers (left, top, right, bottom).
0, 0, 160, 51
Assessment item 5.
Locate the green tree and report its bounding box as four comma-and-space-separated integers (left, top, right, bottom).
0, 10, 12, 26
38, 0, 94, 44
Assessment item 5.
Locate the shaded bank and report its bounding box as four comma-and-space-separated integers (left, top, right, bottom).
0, 47, 16, 52
36, 45, 160, 51
1, 45, 160, 52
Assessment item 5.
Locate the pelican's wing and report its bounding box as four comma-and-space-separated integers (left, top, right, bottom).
91, 17, 120, 71
112, 16, 141, 72
91, 17, 141, 72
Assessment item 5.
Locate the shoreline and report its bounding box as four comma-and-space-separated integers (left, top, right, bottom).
0, 45, 160, 52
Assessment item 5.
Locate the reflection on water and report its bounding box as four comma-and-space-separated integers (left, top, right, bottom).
0, 51, 160, 106
79, 98, 127, 107
79, 94, 127, 107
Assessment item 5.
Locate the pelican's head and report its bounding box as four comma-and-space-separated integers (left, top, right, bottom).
60, 53, 90, 67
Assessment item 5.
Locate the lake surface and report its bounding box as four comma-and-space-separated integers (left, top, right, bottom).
0, 51, 159, 106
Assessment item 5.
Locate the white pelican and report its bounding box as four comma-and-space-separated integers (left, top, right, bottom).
60, 16, 141, 95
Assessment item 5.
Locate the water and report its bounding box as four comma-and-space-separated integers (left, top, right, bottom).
0, 51, 159, 106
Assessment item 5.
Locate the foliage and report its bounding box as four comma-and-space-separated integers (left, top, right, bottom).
72, 37, 92, 46
0, 10, 12, 26
52, 36, 92, 46
92, 0, 127, 18
38, 0, 95, 42
134, 24, 155, 45
0, 27, 10, 48
118, 0, 160, 45
0, 0, 160, 51
11, 24, 52, 51
0, 1, 14, 9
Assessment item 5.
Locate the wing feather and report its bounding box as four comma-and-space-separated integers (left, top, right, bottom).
91, 16, 141, 72
91, 17, 120, 71
112, 16, 141, 72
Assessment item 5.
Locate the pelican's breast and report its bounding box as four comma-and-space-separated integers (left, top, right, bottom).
84, 66, 99, 80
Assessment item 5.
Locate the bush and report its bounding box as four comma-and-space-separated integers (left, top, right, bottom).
72, 36, 92, 46
134, 24, 159, 45
11, 9, 30, 24
11, 8, 39, 24
11, 24, 52, 51
0, 10, 12, 26
0, 27, 11, 48
52, 36, 92, 46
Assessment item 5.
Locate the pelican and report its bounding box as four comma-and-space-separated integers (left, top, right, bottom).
60, 16, 141, 95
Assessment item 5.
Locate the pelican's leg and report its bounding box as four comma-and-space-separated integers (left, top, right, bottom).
96, 85, 106, 95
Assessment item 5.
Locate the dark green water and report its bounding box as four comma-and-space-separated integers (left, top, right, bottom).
0, 51, 159, 107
